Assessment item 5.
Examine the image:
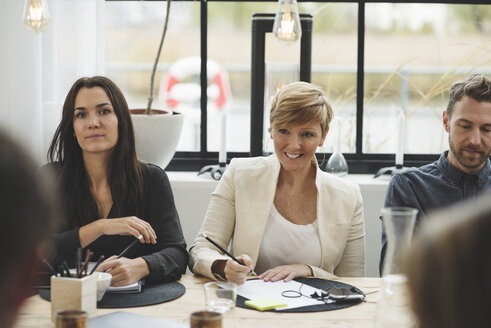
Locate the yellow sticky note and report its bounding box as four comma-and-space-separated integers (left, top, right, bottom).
244, 298, 287, 311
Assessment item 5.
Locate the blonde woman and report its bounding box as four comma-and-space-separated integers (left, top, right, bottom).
190, 81, 365, 285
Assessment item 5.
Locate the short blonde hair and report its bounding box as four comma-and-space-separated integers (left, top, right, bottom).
270, 81, 333, 135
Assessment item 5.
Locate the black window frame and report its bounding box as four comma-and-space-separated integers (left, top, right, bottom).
107, 0, 491, 173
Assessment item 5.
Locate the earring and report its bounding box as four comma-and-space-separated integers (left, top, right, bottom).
317, 146, 326, 167
265, 138, 272, 154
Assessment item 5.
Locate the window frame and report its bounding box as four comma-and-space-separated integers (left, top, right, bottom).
107, 0, 491, 173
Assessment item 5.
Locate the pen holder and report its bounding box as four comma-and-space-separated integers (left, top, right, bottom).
50, 274, 97, 321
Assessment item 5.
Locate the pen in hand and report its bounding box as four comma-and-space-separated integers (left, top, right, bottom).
201, 233, 256, 276
117, 234, 143, 259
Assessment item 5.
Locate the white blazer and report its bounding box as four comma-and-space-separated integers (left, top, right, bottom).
189, 155, 365, 279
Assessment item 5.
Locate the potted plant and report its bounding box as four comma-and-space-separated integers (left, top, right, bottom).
129, 0, 184, 169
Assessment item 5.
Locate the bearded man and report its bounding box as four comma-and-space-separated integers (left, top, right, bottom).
379, 74, 491, 274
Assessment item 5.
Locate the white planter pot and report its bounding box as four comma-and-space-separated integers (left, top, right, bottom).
130, 109, 184, 169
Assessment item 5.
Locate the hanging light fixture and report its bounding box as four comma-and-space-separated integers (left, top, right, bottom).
23, 0, 50, 33
272, 0, 301, 42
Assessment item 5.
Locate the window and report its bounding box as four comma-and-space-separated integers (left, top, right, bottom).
105, 1, 491, 172
364, 3, 491, 155
105, 1, 200, 152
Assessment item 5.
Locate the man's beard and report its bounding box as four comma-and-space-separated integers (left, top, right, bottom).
449, 137, 490, 171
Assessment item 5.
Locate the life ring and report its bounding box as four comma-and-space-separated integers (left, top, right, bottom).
159, 56, 230, 111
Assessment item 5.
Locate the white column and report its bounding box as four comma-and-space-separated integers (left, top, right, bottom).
395, 108, 405, 166
219, 110, 227, 163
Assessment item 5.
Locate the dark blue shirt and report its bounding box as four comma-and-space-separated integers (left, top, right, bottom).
379, 151, 491, 274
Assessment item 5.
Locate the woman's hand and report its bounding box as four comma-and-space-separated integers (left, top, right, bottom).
224, 254, 254, 285
213, 254, 253, 285
101, 216, 157, 244
96, 256, 150, 286
79, 216, 155, 250
259, 264, 313, 282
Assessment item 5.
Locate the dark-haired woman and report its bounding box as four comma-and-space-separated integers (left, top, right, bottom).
47, 76, 188, 286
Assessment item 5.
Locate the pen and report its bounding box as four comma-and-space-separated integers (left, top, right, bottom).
89, 255, 105, 275
78, 249, 93, 278
42, 259, 57, 275
76, 248, 81, 277
62, 260, 72, 278
117, 235, 143, 258
201, 233, 256, 275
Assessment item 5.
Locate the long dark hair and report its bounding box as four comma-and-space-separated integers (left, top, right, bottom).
48, 76, 145, 227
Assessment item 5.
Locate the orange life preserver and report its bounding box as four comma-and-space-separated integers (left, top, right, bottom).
160, 56, 230, 111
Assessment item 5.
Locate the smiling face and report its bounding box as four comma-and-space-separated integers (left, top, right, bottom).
443, 96, 491, 174
271, 120, 327, 174
73, 87, 119, 156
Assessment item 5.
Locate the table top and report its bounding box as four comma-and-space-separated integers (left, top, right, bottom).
14, 275, 383, 328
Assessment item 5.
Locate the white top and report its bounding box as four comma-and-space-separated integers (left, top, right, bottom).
189, 155, 365, 280
254, 204, 322, 274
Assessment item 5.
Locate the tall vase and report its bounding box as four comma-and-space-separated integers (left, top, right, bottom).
374, 207, 418, 328
325, 117, 348, 176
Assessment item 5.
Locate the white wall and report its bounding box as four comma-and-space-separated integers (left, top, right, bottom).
41, 0, 105, 160
0, 0, 104, 164
0, 0, 43, 161
168, 172, 389, 277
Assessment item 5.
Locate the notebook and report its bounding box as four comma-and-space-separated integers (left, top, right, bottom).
107, 280, 142, 293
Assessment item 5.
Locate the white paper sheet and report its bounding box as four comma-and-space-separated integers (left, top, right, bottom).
237, 279, 332, 310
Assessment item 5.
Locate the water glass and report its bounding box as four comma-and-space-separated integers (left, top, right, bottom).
203, 281, 237, 313
381, 207, 418, 276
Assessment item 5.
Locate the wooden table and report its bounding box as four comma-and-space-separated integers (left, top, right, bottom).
14, 275, 382, 328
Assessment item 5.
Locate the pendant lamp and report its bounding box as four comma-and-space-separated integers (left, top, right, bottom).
272, 0, 302, 42
23, 0, 50, 33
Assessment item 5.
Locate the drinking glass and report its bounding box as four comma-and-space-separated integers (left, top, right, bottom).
190, 311, 222, 328
203, 281, 237, 313
55, 310, 87, 328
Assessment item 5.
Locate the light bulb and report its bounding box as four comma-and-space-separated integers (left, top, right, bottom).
23, 0, 50, 33
272, 0, 302, 42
